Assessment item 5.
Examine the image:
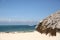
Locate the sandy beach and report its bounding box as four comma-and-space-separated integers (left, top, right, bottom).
0, 31, 60, 40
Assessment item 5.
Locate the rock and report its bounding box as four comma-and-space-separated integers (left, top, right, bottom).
36, 11, 60, 36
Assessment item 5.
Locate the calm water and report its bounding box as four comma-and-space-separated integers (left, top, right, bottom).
0, 25, 36, 32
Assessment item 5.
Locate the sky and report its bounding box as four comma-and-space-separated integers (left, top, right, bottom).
0, 0, 60, 25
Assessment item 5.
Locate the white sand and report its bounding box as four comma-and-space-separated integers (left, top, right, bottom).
0, 31, 60, 40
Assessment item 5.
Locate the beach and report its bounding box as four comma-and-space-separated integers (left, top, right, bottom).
0, 31, 60, 40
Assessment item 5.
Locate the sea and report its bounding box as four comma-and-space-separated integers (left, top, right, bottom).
0, 25, 36, 32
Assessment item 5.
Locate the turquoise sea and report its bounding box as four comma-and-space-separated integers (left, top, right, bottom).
0, 25, 36, 32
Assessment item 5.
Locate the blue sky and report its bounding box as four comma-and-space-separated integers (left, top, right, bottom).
0, 0, 60, 24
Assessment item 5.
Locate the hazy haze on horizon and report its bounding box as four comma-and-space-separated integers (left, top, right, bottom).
0, 0, 60, 25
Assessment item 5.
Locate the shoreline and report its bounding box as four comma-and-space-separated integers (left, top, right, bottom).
0, 30, 35, 34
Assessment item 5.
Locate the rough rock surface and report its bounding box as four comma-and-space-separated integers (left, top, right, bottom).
36, 11, 60, 36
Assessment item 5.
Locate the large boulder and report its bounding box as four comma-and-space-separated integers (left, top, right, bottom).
36, 11, 60, 36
